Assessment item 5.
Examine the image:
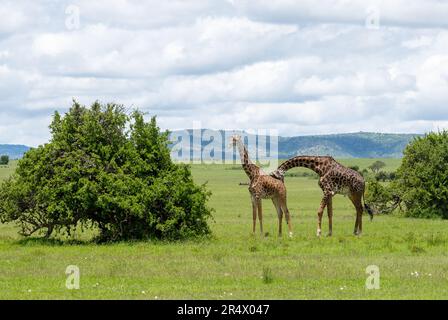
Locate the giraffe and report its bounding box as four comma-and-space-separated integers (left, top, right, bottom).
270, 156, 373, 236
230, 135, 293, 237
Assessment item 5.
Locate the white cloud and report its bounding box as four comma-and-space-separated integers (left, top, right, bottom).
234, 0, 448, 28
402, 35, 433, 49
0, 1, 448, 146
294, 71, 416, 97
0, 3, 27, 33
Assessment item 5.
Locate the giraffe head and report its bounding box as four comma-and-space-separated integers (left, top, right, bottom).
229, 134, 241, 147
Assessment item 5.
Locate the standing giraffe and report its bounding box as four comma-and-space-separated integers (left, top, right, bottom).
270, 156, 373, 236
230, 135, 293, 237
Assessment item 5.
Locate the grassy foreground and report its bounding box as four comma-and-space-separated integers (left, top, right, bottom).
1, 159, 448, 299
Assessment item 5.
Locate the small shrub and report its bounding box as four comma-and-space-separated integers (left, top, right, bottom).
226, 166, 243, 170
284, 171, 318, 179
375, 171, 397, 182
409, 245, 426, 254
426, 233, 446, 246
213, 254, 224, 264
368, 160, 386, 173
262, 267, 273, 284
404, 232, 416, 244
249, 245, 258, 252
0, 155, 9, 165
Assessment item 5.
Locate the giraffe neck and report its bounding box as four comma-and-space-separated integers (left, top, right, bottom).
278, 156, 331, 176
236, 140, 260, 180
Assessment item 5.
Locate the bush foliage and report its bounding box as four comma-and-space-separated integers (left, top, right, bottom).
0, 101, 213, 241
393, 131, 448, 219
0, 155, 9, 165
365, 179, 400, 215
368, 160, 386, 173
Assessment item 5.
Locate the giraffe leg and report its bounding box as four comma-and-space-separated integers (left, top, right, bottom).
353, 214, 359, 235
356, 198, 363, 236
280, 198, 293, 238
350, 193, 363, 236
277, 206, 283, 237
357, 206, 363, 235
327, 196, 333, 237
349, 195, 357, 234
272, 198, 282, 237
317, 195, 329, 237
252, 198, 257, 235
257, 200, 264, 236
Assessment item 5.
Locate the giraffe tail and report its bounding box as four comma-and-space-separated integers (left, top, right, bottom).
363, 201, 374, 221
362, 190, 374, 221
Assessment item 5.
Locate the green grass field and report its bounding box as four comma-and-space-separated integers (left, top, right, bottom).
1, 159, 448, 299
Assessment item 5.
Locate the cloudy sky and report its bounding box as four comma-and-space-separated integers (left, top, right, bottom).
1, 0, 448, 146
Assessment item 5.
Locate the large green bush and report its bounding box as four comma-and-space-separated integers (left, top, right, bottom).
394, 131, 448, 218
0, 101, 212, 241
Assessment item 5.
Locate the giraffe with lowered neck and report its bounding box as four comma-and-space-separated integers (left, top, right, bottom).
270, 156, 373, 236
231, 135, 293, 237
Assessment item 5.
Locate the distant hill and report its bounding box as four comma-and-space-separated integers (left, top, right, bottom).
169, 130, 420, 159
0, 131, 420, 160
278, 132, 420, 158
0, 144, 30, 159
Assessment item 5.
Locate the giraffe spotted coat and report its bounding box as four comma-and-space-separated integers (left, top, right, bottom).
271, 156, 373, 236
232, 135, 293, 237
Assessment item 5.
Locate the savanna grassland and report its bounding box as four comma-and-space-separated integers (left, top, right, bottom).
1, 159, 448, 299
